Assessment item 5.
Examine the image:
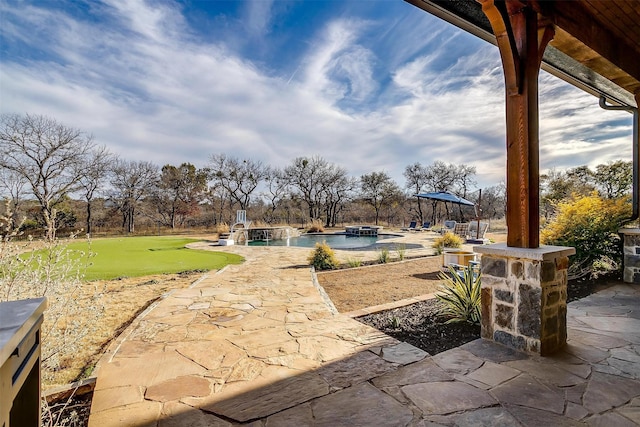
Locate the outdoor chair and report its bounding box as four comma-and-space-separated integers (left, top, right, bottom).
446, 261, 481, 280
420, 221, 431, 231
401, 221, 418, 232
467, 221, 489, 240
452, 223, 470, 238
440, 220, 456, 234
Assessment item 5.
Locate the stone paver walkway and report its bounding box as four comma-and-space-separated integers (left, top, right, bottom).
88, 235, 640, 426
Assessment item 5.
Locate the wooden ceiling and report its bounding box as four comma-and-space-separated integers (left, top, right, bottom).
406, 0, 640, 107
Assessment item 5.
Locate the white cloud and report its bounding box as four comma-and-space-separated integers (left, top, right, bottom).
0, 0, 632, 191
244, 0, 275, 38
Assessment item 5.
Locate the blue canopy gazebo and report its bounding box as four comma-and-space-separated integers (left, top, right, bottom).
415, 190, 477, 222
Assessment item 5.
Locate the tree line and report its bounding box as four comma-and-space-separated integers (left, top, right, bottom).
0, 114, 631, 239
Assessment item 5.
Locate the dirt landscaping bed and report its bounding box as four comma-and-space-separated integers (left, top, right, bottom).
316, 256, 445, 312
318, 255, 619, 356
316, 255, 482, 355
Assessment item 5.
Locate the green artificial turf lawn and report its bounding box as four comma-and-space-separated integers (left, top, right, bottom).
61, 236, 243, 281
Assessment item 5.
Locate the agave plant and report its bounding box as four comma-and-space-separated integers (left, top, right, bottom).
436, 265, 481, 324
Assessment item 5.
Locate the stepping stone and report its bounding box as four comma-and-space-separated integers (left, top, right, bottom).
371, 358, 452, 388
432, 348, 484, 374
174, 339, 245, 370
402, 381, 496, 415
491, 374, 565, 414
617, 405, 640, 424
582, 371, 640, 414
297, 335, 358, 362
465, 361, 520, 387
145, 376, 211, 402
202, 371, 330, 422
576, 316, 640, 334
449, 407, 522, 426
586, 412, 638, 427
265, 403, 314, 426
311, 382, 413, 426
159, 401, 231, 427
460, 339, 528, 363
94, 350, 206, 391
88, 400, 162, 427
115, 341, 165, 358
91, 385, 144, 413
379, 342, 428, 365
317, 350, 398, 389
505, 359, 585, 387
564, 342, 610, 364
564, 402, 589, 421
569, 328, 628, 350
188, 302, 211, 310
503, 403, 584, 427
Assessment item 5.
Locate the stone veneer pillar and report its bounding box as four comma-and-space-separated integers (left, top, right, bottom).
474, 243, 575, 356
619, 228, 640, 283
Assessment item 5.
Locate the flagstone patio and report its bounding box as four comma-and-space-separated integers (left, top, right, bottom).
88, 237, 640, 426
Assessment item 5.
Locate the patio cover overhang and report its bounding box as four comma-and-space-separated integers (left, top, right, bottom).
406, 0, 640, 248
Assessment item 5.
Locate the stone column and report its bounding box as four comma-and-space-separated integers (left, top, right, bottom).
475, 243, 575, 356
620, 228, 640, 283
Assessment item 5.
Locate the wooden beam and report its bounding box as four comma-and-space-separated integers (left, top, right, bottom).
479, 0, 554, 248
552, 1, 640, 84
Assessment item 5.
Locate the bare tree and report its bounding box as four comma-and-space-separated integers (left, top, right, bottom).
453, 164, 477, 221
152, 163, 209, 228
594, 160, 632, 199
109, 159, 158, 233
403, 162, 429, 224
261, 166, 290, 223
360, 172, 402, 225
76, 145, 113, 236
323, 168, 356, 227
0, 114, 95, 239
424, 161, 462, 222
0, 168, 28, 229
284, 156, 350, 224
478, 184, 506, 219
209, 154, 267, 211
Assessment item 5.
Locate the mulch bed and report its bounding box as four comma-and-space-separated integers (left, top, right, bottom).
357, 298, 480, 355
42, 393, 92, 427
356, 272, 619, 356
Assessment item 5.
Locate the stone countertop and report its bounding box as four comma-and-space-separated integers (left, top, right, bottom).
0, 298, 47, 365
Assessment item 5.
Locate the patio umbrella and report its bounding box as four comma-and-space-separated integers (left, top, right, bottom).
414, 191, 475, 206
415, 191, 478, 227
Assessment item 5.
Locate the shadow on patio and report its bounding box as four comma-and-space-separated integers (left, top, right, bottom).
87, 278, 640, 426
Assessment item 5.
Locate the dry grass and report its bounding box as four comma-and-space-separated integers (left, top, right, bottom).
317, 256, 445, 313
44, 272, 201, 389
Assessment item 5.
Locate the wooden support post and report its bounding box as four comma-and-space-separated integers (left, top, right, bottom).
479, 0, 554, 248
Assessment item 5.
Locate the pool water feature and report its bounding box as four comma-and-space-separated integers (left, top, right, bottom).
247, 233, 396, 249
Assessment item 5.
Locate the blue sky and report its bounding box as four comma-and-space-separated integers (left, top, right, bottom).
0, 0, 633, 189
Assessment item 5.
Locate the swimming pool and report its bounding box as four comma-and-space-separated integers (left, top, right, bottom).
247, 233, 396, 249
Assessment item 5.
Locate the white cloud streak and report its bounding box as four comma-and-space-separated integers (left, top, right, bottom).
0, 0, 632, 190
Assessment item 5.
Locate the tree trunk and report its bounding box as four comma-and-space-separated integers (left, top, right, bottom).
86, 200, 92, 236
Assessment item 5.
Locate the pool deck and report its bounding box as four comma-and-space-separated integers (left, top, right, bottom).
88, 231, 640, 426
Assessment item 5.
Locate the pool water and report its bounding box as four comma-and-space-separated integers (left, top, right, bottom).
247, 233, 395, 249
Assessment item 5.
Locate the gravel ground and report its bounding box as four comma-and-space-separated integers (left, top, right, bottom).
355, 272, 620, 356
356, 298, 481, 355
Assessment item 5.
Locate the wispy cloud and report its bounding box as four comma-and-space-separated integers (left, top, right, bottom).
0, 0, 632, 189
244, 0, 275, 38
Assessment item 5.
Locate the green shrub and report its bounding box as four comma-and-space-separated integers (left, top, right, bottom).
541, 192, 631, 279
308, 241, 338, 270
346, 258, 362, 268
395, 243, 406, 261
431, 232, 463, 255
377, 247, 390, 263
436, 265, 481, 324
307, 220, 325, 233
390, 316, 401, 329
